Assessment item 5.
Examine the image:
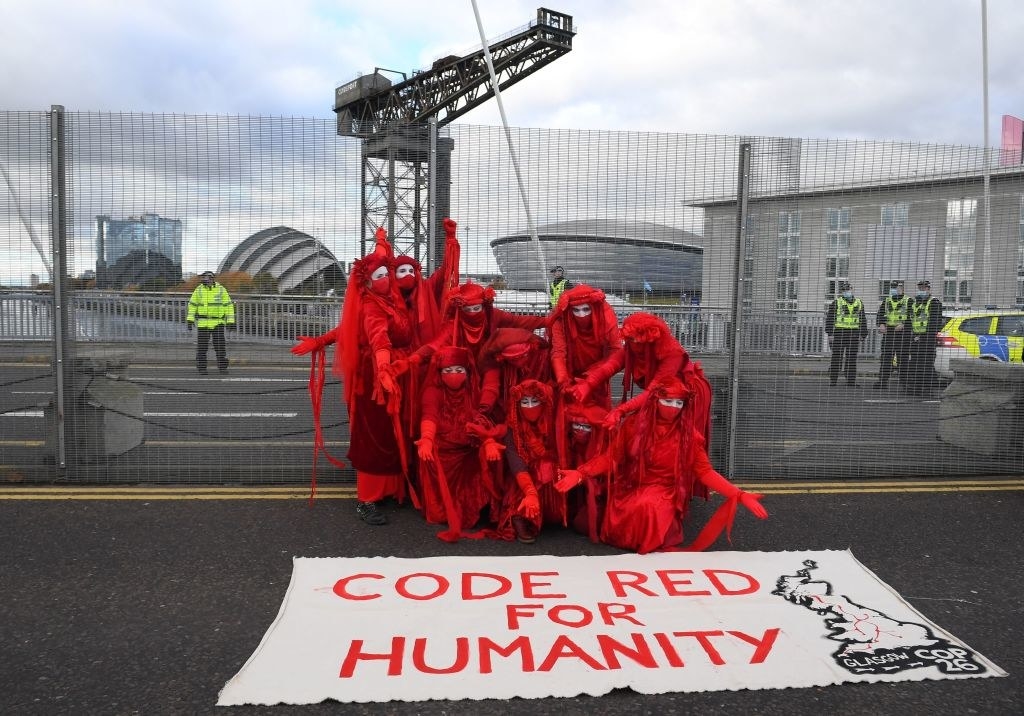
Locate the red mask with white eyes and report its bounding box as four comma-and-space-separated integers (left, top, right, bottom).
369, 266, 390, 296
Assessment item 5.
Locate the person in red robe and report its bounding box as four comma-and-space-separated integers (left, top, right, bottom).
581, 311, 712, 438
492, 379, 564, 544
415, 346, 504, 542
393, 217, 461, 351
389, 218, 461, 486
556, 400, 610, 543
394, 282, 548, 379
550, 284, 622, 409
292, 221, 460, 501
555, 377, 767, 554
477, 327, 553, 425
291, 228, 413, 525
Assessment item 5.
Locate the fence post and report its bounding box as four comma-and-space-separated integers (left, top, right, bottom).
48, 104, 77, 476
726, 142, 751, 476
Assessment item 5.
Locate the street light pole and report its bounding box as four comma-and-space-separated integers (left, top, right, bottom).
981, 0, 992, 307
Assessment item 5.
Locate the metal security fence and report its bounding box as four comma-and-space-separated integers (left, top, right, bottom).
2, 108, 1023, 483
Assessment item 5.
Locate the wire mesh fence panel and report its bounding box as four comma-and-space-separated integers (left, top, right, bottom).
0, 111, 55, 481
1, 111, 1022, 483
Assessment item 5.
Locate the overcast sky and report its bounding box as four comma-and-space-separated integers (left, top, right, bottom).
2, 0, 1021, 145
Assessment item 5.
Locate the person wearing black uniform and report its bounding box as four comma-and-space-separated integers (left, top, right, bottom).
908, 279, 944, 396
825, 281, 867, 387
874, 281, 911, 389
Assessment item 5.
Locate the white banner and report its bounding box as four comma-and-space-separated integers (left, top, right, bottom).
218, 550, 1005, 706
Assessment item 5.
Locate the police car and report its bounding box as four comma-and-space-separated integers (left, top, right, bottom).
934, 309, 1024, 379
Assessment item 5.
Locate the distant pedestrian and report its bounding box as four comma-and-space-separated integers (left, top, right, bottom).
908, 279, 944, 396
548, 265, 573, 307
825, 281, 867, 387
874, 281, 911, 389
186, 271, 235, 375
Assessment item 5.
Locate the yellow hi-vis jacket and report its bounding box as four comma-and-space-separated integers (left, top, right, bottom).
187, 282, 235, 329
549, 278, 569, 307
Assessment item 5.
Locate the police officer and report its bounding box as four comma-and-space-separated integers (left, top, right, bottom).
825, 281, 867, 387
548, 265, 573, 308
908, 279, 944, 396
186, 270, 235, 375
873, 281, 911, 389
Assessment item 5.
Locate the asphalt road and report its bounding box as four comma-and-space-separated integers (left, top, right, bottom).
0, 481, 1021, 715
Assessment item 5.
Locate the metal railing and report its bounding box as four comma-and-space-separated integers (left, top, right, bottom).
2, 290, 884, 357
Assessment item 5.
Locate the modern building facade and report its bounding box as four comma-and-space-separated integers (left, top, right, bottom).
692, 164, 1024, 313
96, 213, 183, 289
490, 219, 703, 298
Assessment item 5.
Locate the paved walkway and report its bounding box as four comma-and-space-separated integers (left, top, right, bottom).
1, 479, 1020, 715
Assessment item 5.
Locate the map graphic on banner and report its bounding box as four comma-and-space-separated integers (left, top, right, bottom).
218, 550, 1005, 706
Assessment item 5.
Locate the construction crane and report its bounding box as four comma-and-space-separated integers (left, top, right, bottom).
334, 7, 575, 264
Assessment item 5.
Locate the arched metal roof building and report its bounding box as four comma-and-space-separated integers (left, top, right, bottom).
490, 219, 703, 296
218, 226, 345, 293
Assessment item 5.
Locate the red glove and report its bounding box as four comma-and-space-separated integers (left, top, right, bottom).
391, 352, 422, 378
515, 472, 540, 520
601, 407, 624, 430
443, 217, 458, 241
740, 491, 768, 519
291, 333, 330, 356
567, 377, 593, 403
375, 350, 397, 394
416, 421, 437, 462
482, 438, 505, 462
554, 469, 584, 493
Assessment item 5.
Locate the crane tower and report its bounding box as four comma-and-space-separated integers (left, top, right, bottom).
334, 7, 575, 265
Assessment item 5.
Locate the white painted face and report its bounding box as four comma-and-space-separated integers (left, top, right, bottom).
570, 422, 593, 433
518, 396, 542, 408
658, 398, 686, 409
571, 304, 592, 317
370, 266, 389, 281
396, 264, 415, 279
461, 303, 484, 314
440, 365, 467, 374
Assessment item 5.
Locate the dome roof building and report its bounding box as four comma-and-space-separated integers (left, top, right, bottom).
490, 219, 703, 297
218, 226, 345, 294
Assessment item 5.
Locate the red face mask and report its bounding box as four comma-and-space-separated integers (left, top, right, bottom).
396, 274, 416, 291
656, 398, 685, 422
460, 305, 485, 326
571, 304, 593, 328
441, 372, 467, 390
369, 276, 390, 296
520, 404, 543, 422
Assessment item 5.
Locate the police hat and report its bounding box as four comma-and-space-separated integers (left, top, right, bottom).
917, 279, 930, 288
200, 270, 215, 278
837, 280, 852, 291
550, 265, 565, 274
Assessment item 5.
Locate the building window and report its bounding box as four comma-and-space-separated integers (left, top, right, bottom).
943, 198, 977, 309
776, 211, 800, 310
742, 215, 756, 310
1017, 196, 1024, 306
824, 207, 850, 304
880, 202, 909, 227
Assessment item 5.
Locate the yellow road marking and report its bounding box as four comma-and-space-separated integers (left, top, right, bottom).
0, 480, 1020, 500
